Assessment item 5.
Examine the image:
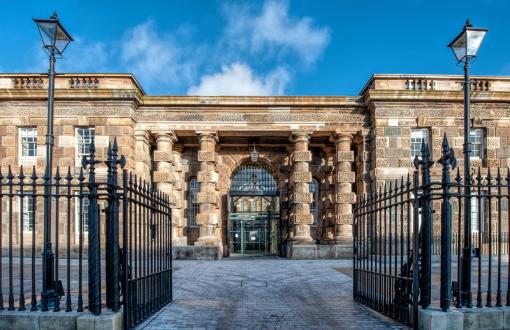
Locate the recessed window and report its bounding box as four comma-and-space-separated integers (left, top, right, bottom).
471, 197, 484, 233
75, 197, 90, 235
76, 127, 95, 160
410, 128, 429, 158
19, 127, 37, 159
187, 178, 199, 227
21, 196, 35, 232
310, 178, 319, 226
469, 129, 484, 159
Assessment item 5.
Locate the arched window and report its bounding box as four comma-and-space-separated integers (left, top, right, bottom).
310, 178, 319, 226
187, 177, 199, 227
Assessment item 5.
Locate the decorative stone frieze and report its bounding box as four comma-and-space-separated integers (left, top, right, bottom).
153, 150, 173, 162
336, 171, 355, 183
376, 158, 389, 167
336, 151, 354, 162
293, 151, 312, 162
196, 191, 218, 204
197, 151, 215, 162
335, 193, 356, 204
375, 137, 388, 148
399, 159, 413, 167
291, 171, 312, 183
292, 214, 314, 225
487, 137, 500, 148
401, 137, 411, 148
197, 170, 219, 183
153, 171, 174, 183
336, 214, 353, 225
293, 192, 313, 204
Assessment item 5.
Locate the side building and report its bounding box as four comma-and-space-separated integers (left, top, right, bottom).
0, 73, 509, 259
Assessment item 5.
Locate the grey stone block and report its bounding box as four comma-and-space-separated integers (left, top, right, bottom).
194, 245, 222, 260
418, 307, 462, 330
384, 127, 402, 137
287, 244, 317, 259
173, 245, 194, 259
77, 309, 123, 330
317, 245, 334, 259
501, 306, 510, 329
477, 307, 503, 329
39, 311, 82, 330
0, 310, 40, 330
77, 312, 96, 330
334, 244, 353, 258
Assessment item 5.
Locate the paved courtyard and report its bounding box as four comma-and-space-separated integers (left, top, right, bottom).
137, 257, 406, 329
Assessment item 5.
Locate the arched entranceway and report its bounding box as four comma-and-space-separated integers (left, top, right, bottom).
227, 163, 280, 256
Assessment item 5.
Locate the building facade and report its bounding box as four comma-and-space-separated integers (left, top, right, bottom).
1, 73, 509, 259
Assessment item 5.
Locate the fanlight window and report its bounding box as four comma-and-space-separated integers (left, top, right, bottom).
230, 164, 277, 196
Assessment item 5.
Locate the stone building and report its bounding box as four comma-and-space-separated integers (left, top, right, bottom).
0, 73, 509, 259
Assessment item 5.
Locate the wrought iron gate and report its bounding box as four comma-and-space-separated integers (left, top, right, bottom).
354, 135, 510, 328
121, 171, 173, 329
353, 171, 420, 326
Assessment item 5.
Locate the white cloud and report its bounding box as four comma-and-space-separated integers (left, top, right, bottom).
223, 0, 330, 65
120, 20, 196, 90
187, 62, 289, 96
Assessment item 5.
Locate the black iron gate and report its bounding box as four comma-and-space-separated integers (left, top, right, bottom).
354, 135, 510, 328
87, 139, 173, 329
121, 170, 173, 328
353, 170, 420, 326
102, 141, 173, 328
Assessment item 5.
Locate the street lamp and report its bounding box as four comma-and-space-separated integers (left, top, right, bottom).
250, 142, 259, 163
448, 19, 487, 308
33, 12, 73, 311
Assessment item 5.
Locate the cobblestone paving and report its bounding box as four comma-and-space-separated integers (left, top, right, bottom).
137, 257, 407, 329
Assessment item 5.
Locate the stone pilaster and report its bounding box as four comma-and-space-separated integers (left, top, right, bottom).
152, 131, 179, 244
172, 144, 187, 245
333, 132, 355, 243
195, 131, 222, 246
289, 132, 314, 243
134, 129, 152, 180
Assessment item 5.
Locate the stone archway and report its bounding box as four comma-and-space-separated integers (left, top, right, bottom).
225, 161, 281, 256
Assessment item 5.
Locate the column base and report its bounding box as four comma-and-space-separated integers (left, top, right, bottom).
173, 245, 223, 260
172, 237, 187, 246
287, 242, 317, 259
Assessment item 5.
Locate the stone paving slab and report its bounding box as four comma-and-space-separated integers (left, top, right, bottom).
137, 257, 407, 329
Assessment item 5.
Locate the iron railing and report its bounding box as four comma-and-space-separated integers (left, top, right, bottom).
0, 139, 173, 329
354, 134, 510, 327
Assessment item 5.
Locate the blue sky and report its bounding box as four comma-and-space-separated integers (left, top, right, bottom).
1, 0, 508, 96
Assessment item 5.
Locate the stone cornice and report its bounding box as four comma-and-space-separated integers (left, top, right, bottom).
364, 89, 510, 103
141, 95, 363, 107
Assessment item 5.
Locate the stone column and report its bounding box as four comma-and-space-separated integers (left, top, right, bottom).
290, 132, 314, 243
195, 131, 221, 246
322, 147, 336, 241
172, 144, 187, 245
152, 131, 179, 243
333, 132, 356, 242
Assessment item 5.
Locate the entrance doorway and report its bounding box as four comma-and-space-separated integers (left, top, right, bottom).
228, 164, 280, 256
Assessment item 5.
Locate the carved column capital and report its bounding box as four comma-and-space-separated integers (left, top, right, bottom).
196, 131, 219, 143
152, 130, 178, 144
134, 129, 153, 143
331, 132, 353, 144
290, 130, 312, 143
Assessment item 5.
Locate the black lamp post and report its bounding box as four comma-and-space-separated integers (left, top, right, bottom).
33, 12, 73, 310
448, 19, 487, 308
